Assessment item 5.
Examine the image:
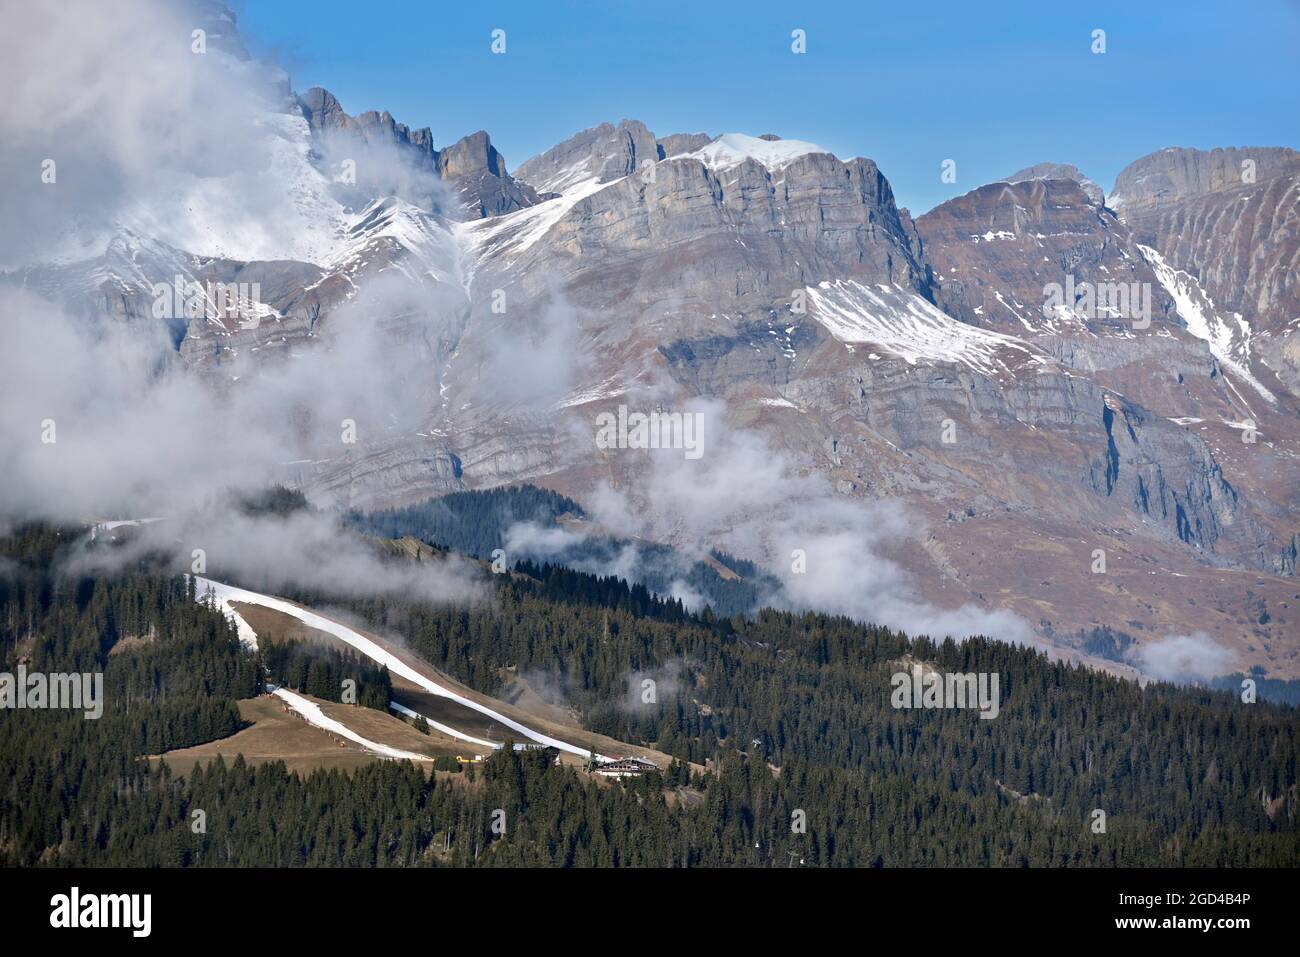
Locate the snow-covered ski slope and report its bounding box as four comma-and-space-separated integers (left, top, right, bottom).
271, 686, 427, 761
195, 577, 607, 761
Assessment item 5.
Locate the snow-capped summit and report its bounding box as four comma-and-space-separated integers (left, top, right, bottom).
684, 133, 834, 171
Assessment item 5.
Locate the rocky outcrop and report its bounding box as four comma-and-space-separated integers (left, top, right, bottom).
1111, 147, 1300, 396
1002, 162, 1104, 206
437, 130, 540, 217
514, 120, 661, 192
190, 0, 252, 61
1093, 394, 1245, 551
916, 178, 1177, 334
298, 87, 439, 167
296, 87, 537, 218
1108, 146, 1299, 214
657, 132, 713, 158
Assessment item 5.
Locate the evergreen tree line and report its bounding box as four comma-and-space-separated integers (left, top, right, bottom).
274, 565, 1300, 862
348, 485, 771, 617
32, 745, 1299, 868
347, 485, 582, 560
262, 640, 392, 710
2, 521, 1297, 867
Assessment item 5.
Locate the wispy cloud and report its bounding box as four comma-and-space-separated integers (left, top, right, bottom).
1133, 632, 1237, 684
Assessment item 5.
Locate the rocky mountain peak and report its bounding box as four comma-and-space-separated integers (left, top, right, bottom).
656, 132, 713, 158
297, 86, 438, 167
922, 178, 1100, 239
188, 0, 251, 61
1109, 145, 1300, 213
298, 86, 347, 129
294, 87, 535, 219
1002, 162, 1104, 206
438, 130, 505, 179
440, 130, 539, 219
514, 119, 660, 193
917, 177, 1176, 334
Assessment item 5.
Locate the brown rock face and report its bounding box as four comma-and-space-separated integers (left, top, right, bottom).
1108, 146, 1298, 214
1111, 147, 1300, 395
1002, 162, 1104, 206
916, 178, 1176, 334
916, 172, 1299, 564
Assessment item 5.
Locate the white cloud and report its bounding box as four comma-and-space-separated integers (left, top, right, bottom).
1134, 632, 1237, 684
585, 398, 1036, 644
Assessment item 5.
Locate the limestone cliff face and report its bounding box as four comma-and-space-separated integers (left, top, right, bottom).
1108, 146, 1298, 214
506, 138, 932, 324
1111, 147, 1300, 396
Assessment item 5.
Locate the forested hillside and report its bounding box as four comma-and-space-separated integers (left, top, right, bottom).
1, 523, 1297, 867
349, 485, 774, 617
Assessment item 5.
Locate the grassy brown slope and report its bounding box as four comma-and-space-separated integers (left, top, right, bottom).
234, 598, 674, 767
150, 694, 471, 776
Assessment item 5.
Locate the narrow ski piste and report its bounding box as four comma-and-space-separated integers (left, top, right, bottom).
194, 577, 610, 761
270, 686, 428, 761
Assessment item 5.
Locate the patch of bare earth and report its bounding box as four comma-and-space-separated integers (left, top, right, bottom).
150, 694, 469, 776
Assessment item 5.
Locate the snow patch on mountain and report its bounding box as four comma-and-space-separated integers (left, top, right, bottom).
806, 280, 1049, 376
194, 577, 259, 649
528, 156, 599, 195
328, 197, 465, 289
685, 133, 832, 172
457, 174, 615, 267
272, 687, 428, 760
550, 376, 627, 410
1139, 244, 1275, 403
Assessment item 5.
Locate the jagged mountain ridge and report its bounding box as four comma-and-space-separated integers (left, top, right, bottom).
296, 86, 541, 219
8, 7, 1298, 680
342, 122, 1299, 678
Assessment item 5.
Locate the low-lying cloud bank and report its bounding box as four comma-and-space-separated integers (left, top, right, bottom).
0, 277, 439, 513
0, 278, 486, 604
1133, 632, 1237, 684
568, 399, 1037, 644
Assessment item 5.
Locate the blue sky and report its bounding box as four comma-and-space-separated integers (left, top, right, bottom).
237, 0, 1300, 213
